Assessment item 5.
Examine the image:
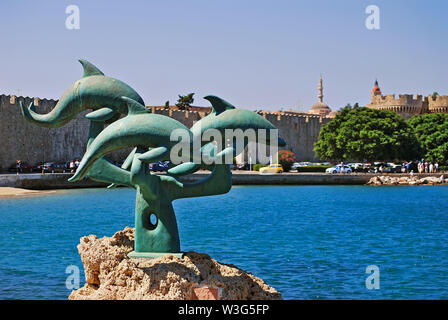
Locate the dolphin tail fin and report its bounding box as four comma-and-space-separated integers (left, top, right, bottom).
20, 100, 37, 119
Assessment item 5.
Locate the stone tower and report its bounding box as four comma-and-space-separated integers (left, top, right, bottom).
366, 79, 424, 119
372, 79, 382, 97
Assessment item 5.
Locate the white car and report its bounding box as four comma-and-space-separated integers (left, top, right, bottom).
326, 165, 353, 174
291, 162, 301, 170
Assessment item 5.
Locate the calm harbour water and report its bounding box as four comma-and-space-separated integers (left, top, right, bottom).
0, 185, 447, 300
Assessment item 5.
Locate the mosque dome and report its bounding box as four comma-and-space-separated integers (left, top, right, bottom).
309, 101, 331, 116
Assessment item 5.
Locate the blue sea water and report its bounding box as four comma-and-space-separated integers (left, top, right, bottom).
0, 185, 447, 300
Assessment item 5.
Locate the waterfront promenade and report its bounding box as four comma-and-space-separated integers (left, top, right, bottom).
0, 171, 444, 190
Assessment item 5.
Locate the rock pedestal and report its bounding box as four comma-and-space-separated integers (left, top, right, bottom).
69, 227, 282, 300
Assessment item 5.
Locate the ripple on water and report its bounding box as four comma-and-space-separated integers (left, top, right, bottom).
0, 185, 447, 299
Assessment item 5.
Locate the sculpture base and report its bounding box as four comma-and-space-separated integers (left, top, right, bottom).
128, 251, 184, 259
69, 227, 282, 300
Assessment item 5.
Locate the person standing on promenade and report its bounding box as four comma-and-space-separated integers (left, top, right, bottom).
70, 160, 75, 173
435, 162, 439, 173
424, 162, 428, 173
75, 159, 80, 168
16, 160, 21, 175
429, 162, 434, 173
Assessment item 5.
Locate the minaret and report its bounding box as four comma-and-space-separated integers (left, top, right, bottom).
318, 75, 324, 103
308, 75, 332, 117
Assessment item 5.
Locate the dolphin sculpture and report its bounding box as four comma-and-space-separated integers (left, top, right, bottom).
20, 59, 144, 128
191, 95, 286, 146
69, 97, 194, 182
167, 95, 286, 176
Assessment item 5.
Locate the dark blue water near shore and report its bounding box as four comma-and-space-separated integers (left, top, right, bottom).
0, 185, 447, 299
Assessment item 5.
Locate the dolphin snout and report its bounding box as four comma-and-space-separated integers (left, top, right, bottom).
278, 137, 286, 147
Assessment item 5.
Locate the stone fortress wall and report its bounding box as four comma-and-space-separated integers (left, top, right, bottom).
0, 94, 89, 171
367, 94, 425, 119
0, 93, 330, 170
427, 95, 448, 113
367, 93, 448, 119
366, 81, 448, 119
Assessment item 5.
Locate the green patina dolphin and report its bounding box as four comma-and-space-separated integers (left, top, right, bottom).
192, 95, 286, 146
167, 95, 286, 175
20, 59, 144, 128
69, 97, 193, 182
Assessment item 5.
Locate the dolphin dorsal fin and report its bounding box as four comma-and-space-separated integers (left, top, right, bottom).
204, 95, 235, 115
121, 96, 150, 115
79, 59, 105, 78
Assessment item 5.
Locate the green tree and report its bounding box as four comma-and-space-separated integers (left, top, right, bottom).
408, 113, 448, 164
175, 93, 195, 110
314, 107, 420, 161
432, 92, 439, 100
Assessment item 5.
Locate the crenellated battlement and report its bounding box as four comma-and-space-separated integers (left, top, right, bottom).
367, 80, 448, 118
0, 94, 58, 111
367, 92, 425, 119
371, 93, 424, 105
1, 93, 326, 122
427, 95, 448, 113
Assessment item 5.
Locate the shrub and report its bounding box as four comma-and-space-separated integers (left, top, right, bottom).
278, 150, 296, 172
253, 164, 268, 171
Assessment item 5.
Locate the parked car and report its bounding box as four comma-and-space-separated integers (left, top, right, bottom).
297, 162, 312, 167
236, 162, 249, 170
291, 162, 301, 170
326, 165, 352, 174
149, 161, 169, 172
386, 163, 403, 173
8, 161, 34, 173
37, 162, 68, 173
259, 164, 284, 174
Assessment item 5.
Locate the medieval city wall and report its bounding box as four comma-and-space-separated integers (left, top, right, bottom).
367, 94, 424, 119
263, 112, 330, 161
0, 94, 89, 170
0, 94, 328, 170
428, 95, 448, 113
367, 92, 448, 119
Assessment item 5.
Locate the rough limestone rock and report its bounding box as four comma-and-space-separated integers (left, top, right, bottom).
69, 227, 282, 300
367, 175, 445, 186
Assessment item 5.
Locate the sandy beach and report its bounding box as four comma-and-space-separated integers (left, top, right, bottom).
0, 187, 56, 198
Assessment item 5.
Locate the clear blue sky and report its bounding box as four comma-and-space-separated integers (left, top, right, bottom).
0, 0, 447, 112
